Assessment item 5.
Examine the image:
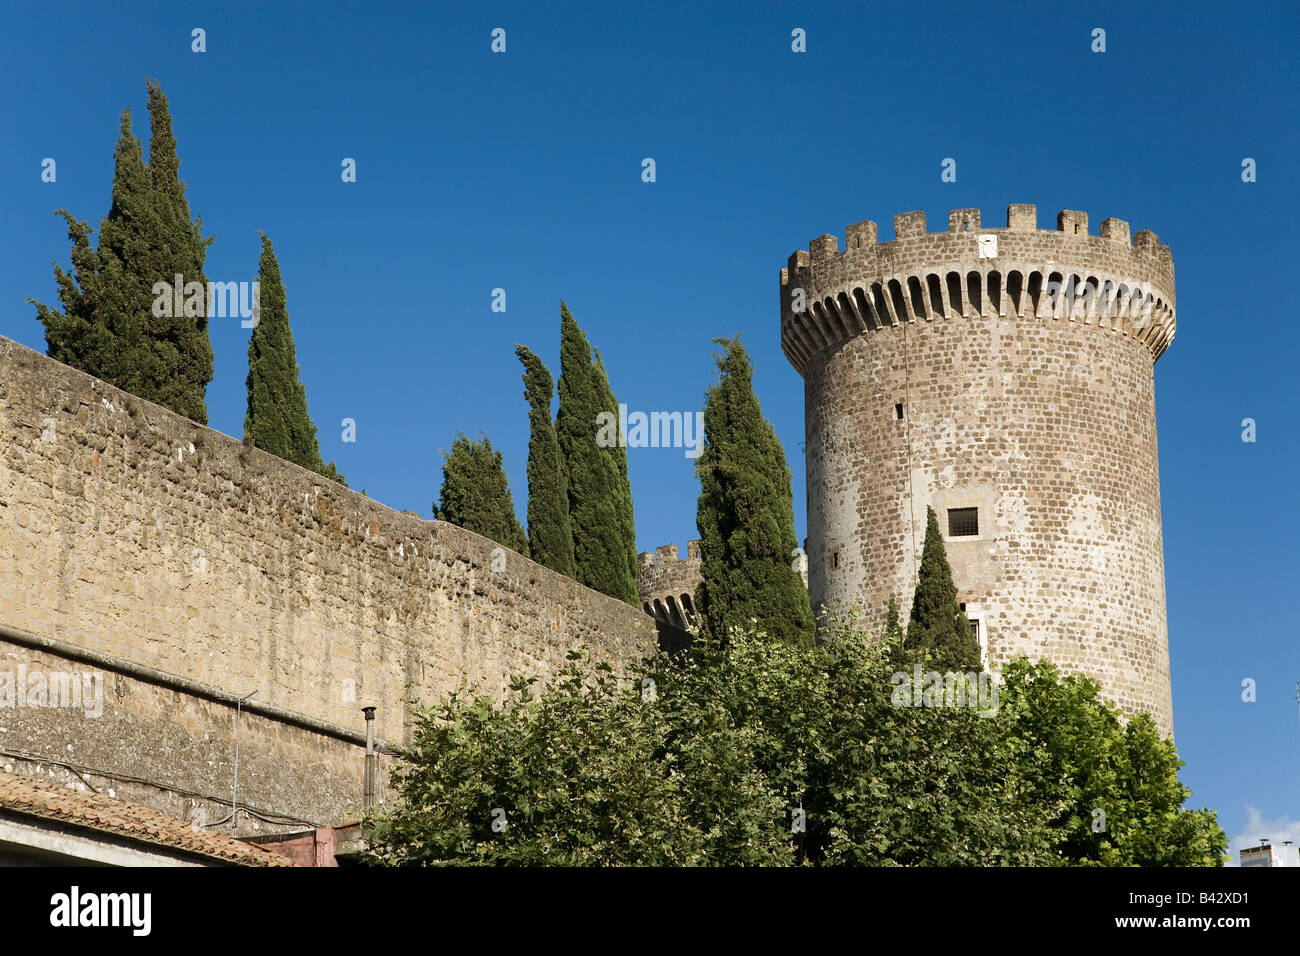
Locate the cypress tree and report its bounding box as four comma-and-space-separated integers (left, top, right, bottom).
555, 303, 638, 605
434, 433, 528, 554
694, 336, 813, 647
593, 347, 637, 597
143, 77, 213, 422
515, 345, 575, 576
31, 109, 145, 388
244, 234, 346, 485
905, 506, 981, 670
884, 595, 905, 665
30, 81, 213, 422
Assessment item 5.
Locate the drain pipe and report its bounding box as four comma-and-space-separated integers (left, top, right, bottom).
363, 706, 377, 815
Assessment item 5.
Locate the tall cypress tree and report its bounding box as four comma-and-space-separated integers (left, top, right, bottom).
31, 109, 145, 389
694, 337, 813, 646
144, 77, 213, 422
905, 506, 980, 670
244, 234, 345, 484
434, 433, 528, 554
593, 347, 637, 597
885, 596, 903, 640
516, 345, 575, 576
31, 81, 213, 422
555, 302, 638, 605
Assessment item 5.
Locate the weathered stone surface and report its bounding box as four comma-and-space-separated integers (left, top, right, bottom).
781, 205, 1175, 738
635, 538, 808, 630
636, 540, 702, 630
0, 336, 657, 832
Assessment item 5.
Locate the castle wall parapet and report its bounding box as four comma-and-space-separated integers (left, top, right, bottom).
636, 540, 702, 631
780, 204, 1176, 375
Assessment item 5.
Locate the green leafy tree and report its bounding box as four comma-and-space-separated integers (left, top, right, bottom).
652, 608, 1052, 866
694, 336, 813, 647
244, 234, 345, 485
554, 302, 637, 604
31, 80, 214, 422
434, 433, 527, 554
366, 610, 1225, 866
998, 658, 1229, 866
905, 506, 980, 670
365, 649, 788, 866
515, 345, 575, 576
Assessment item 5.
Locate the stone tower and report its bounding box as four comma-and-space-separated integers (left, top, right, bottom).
637, 541, 703, 631
780, 204, 1176, 737
636, 541, 811, 632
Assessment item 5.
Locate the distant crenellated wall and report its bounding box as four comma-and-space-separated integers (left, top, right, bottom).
636, 541, 702, 631
783, 204, 1175, 738
0, 336, 659, 835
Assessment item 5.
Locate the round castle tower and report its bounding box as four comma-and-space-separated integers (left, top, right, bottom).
781, 204, 1176, 737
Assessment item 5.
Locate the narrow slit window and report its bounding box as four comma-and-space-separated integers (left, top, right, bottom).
831, 547, 841, 571
948, 507, 979, 537
894, 402, 904, 420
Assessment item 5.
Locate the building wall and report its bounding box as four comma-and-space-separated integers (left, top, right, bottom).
782, 205, 1175, 737
0, 336, 658, 831
0, 636, 364, 837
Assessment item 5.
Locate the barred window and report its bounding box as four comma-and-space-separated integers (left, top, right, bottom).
948, 507, 979, 537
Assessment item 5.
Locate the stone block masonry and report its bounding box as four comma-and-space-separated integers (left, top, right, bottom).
781, 205, 1175, 739
635, 539, 808, 632
0, 335, 658, 833
637, 541, 702, 630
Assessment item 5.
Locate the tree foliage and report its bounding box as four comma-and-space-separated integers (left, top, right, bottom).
694, 336, 813, 647
515, 345, 575, 576
434, 433, 527, 555
244, 234, 345, 485
364, 609, 1226, 866
554, 302, 637, 604
30, 79, 214, 422
905, 506, 980, 670
365, 649, 787, 866
998, 658, 1228, 866
593, 347, 637, 596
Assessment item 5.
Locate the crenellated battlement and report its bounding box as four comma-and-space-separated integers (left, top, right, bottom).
636, 540, 701, 570
779, 204, 1176, 375
636, 541, 702, 632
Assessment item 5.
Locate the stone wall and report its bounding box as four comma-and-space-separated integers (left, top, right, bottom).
636, 541, 702, 630
781, 205, 1175, 738
0, 336, 659, 832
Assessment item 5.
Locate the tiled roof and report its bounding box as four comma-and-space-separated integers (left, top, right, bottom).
0, 770, 298, 867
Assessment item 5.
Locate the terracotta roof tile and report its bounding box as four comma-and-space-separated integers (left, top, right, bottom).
0, 770, 298, 866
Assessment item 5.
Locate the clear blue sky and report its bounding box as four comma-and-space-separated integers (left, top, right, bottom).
2, 0, 1296, 862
